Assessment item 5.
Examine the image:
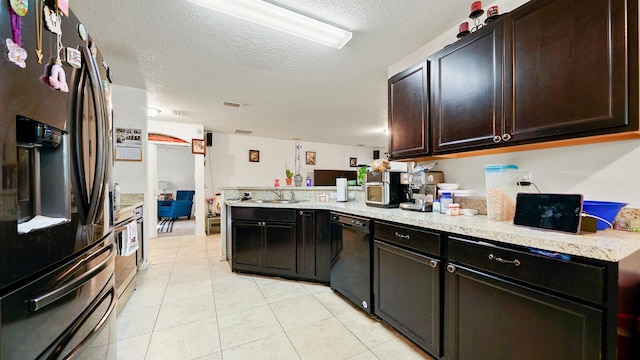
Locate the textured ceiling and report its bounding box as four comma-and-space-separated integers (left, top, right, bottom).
72, 1, 470, 147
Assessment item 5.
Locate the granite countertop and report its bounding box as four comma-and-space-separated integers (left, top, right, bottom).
114, 201, 144, 219
226, 199, 640, 262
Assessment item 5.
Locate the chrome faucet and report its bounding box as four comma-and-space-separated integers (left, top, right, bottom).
271, 190, 284, 200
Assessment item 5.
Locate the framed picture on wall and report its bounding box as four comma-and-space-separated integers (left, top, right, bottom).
350, 157, 357, 167
192, 138, 206, 155
306, 151, 316, 165
249, 149, 260, 162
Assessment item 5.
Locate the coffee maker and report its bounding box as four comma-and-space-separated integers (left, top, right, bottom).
399, 162, 444, 212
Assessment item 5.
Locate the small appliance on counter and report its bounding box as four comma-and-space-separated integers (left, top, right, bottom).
364, 171, 404, 207
398, 162, 444, 212
336, 178, 348, 202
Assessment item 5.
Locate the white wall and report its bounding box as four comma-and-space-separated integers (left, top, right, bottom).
157, 145, 195, 199
111, 85, 148, 193
208, 133, 385, 196
111, 84, 151, 268
389, 0, 640, 208
429, 140, 640, 207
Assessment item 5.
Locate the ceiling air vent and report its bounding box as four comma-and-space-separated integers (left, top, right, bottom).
222, 101, 242, 108
234, 129, 253, 135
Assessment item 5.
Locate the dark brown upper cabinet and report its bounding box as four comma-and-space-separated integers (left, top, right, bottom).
430, 24, 504, 153
388, 61, 430, 159
429, 0, 638, 155
503, 0, 636, 142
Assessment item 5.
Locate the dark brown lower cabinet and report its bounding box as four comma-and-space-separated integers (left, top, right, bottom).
445, 237, 604, 360
297, 210, 330, 282
231, 207, 330, 281
373, 240, 441, 357
232, 219, 296, 276
232, 220, 263, 269
263, 222, 297, 274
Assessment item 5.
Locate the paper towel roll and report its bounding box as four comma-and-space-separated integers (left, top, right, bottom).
336, 178, 348, 202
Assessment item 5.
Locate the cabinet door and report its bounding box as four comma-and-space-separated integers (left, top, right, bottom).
504, 0, 634, 141
297, 210, 316, 278
388, 61, 429, 159
374, 241, 441, 357
232, 221, 263, 270
445, 263, 603, 360
263, 222, 297, 274
431, 25, 504, 153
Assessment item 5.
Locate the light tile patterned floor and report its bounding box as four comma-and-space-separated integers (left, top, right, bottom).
116, 234, 434, 360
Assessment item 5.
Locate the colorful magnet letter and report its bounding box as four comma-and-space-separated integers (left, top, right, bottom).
49, 59, 69, 92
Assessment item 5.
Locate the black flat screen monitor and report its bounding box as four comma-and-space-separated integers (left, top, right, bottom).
514, 193, 583, 234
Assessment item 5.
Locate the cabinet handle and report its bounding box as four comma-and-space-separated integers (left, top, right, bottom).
502, 133, 512, 141
429, 259, 438, 268
394, 232, 410, 240
488, 253, 521, 266
446, 264, 456, 273
492, 135, 502, 143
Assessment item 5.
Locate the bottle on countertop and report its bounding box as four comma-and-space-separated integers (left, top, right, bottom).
440, 192, 452, 214
432, 200, 440, 214
114, 183, 121, 205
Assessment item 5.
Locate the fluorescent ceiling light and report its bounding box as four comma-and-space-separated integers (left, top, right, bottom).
188, 0, 353, 49
148, 107, 161, 117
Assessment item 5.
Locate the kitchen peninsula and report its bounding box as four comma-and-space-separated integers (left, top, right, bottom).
221, 186, 640, 360
221, 187, 640, 261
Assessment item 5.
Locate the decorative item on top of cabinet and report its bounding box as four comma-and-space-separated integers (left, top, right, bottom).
388, 60, 429, 160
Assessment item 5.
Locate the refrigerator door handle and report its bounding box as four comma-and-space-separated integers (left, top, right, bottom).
82, 45, 108, 226
69, 46, 109, 226
27, 242, 114, 312
69, 50, 90, 225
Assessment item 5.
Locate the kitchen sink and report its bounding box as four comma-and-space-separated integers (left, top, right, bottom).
244, 199, 306, 204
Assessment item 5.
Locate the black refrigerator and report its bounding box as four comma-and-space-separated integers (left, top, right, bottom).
0, 1, 116, 359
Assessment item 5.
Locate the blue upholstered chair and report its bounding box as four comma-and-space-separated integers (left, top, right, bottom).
157, 190, 195, 220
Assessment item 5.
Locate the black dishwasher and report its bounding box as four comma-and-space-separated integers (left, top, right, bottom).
330, 212, 373, 313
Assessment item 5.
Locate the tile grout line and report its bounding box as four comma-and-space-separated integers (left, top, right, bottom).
259, 278, 313, 360
206, 235, 226, 359
143, 237, 177, 360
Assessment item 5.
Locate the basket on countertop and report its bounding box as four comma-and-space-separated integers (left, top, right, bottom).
582, 201, 627, 230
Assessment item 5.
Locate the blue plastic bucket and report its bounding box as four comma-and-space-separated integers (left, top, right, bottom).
582, 201, 627, 230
